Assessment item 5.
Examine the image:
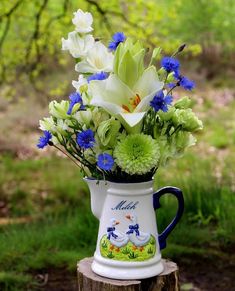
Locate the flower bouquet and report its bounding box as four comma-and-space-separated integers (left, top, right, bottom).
37, 9, 202, 183
37, 9, 203, 279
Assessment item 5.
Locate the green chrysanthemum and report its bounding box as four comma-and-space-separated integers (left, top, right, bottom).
114, 134, 160, 175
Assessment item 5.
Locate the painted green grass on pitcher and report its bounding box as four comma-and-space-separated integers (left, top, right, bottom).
100, 235, 156, 261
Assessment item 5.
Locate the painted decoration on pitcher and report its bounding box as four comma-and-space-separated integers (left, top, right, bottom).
100, 216, 156, 261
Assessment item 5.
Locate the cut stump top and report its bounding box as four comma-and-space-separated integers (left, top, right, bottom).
77, 257, 179, 291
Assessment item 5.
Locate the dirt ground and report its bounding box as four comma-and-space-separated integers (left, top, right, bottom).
29, 255, 235, 291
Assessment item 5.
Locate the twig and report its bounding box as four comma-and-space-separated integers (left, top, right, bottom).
25, 0, 49, 65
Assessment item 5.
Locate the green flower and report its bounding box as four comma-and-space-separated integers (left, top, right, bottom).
49, 100, 70, 119
172, 109, 203, 132
157, 107, 175, 121
114, 134, 160, 175
174, 96, 192, 109
97, 117, 121, 147
92, 108, 110, 129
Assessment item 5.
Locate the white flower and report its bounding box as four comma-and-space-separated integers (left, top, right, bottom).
74, 110, 92, 127
72, 74, 88, 92
56, 119, 69, 133
62, 32, 94, 58
72, 9, 93, 33
75, 42, 114, 73
51, 135, 59, 145
89, 66, 164, 132
39, 117, 56, 133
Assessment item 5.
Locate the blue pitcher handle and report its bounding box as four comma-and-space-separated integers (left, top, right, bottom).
153, 186, 184, 250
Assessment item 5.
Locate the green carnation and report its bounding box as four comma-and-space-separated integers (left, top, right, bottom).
114, 134, 160, 175
172, 109, 203, 132
174, 96, 192, 109
97, 117, 121, 147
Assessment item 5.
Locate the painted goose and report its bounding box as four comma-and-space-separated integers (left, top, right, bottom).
126, 214, 151, 247
106, 218, 129, 248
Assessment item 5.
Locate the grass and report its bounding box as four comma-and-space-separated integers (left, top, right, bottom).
0, 210, 97, 290
100, 235, 156, 261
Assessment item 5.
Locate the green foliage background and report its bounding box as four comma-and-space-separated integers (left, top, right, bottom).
1, 0, 235, 88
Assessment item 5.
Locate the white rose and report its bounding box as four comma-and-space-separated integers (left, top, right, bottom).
62, 32, 94, 58
75, 42, 114, 73
72, 9, 93, 33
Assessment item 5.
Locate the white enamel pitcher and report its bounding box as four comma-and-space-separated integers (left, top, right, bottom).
84, 178, 184, 280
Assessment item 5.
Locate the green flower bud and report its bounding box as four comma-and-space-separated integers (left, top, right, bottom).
97, 117, 121, 147
174, 96, 192, 109
114, 37, 145, 87
166, 72, 175, 84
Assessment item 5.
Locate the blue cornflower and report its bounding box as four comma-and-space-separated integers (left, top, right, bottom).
37, 131, 52, 149
67, 92, 84, 115
161, 57, 180, 74
87, 72, 108, 83
108, 32, 126, 51
179, 76, 195, 91
76, 129, 95, 149
97, 153, 114, 171
150, 91, 173, 112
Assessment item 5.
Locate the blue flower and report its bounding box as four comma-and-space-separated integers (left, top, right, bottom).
108, 32, 126, 51
161, 57, 180, 74
37, 131, 52, 149
67, 92, 84, 115
179, 76, 195, 91
87, 72, 108, 83
97, 153, 114, 171
76, 129, 95, 149
150, 91, 173, 112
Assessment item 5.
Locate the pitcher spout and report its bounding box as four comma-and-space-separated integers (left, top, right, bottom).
84, 178, 109, 220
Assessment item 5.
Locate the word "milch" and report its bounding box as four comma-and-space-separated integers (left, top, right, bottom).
111, 200, 139, 210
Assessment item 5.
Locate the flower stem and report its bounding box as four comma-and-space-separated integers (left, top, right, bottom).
167, 84, 178, 95
52, 144, 81, 168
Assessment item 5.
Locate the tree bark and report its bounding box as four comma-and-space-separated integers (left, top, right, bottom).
77, 257, 179, 291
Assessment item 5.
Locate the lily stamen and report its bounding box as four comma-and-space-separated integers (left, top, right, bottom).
130, 94, 141, 109
122, 104, 131, 112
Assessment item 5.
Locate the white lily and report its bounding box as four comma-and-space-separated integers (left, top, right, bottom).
75, 42, 114, 73
72, 9, 93, 33
62, 32, 94, 58
89, 66, 164, 132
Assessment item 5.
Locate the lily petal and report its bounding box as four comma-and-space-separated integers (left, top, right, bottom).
91, 99, 122, 116
89, 74, 134, 106
133, 66, 164, 98
119, 112, 146, 127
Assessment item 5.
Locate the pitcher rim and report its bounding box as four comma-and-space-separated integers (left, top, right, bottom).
83, 176, 154, 186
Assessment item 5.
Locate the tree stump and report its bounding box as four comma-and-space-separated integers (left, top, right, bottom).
77, 257, 179, 291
